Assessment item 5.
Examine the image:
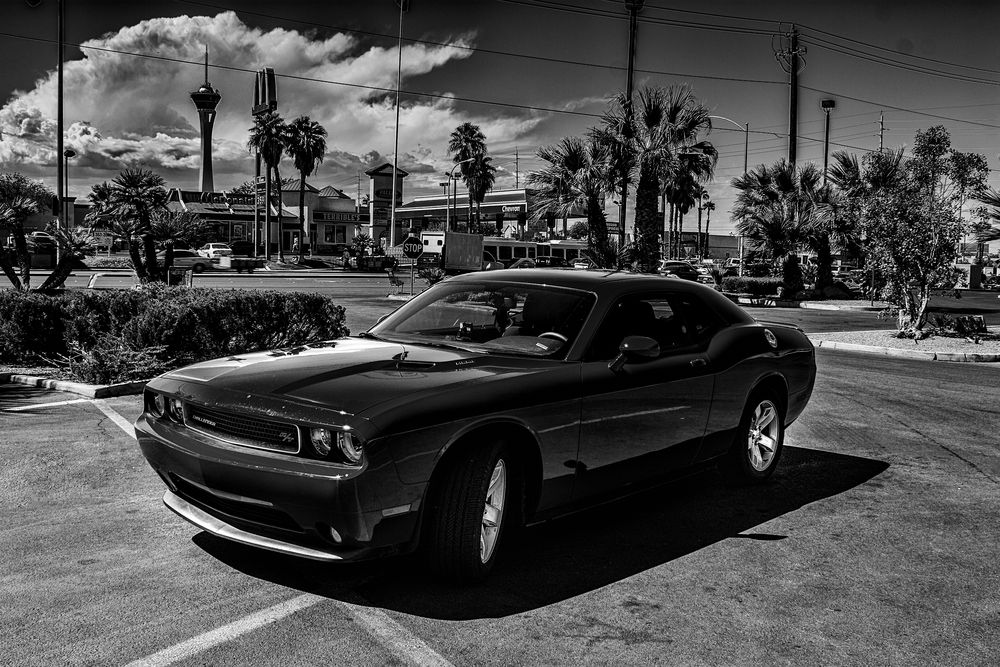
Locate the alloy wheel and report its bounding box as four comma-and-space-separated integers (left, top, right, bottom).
747, 399, 779, 471
480, 459, 506, 563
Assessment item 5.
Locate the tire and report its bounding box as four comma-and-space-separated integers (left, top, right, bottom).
192, 263, 205, 274
425, 442, 519, 583
723, 392, 785, 484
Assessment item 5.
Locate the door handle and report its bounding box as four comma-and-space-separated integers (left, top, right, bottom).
689, 357, 707, 368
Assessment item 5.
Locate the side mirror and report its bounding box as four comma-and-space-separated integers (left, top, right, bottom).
375, 314, 390, 325
609, 335, 660, 372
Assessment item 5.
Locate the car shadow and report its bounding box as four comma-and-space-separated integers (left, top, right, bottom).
0, 382, 64, 411
193, 445, 888, 620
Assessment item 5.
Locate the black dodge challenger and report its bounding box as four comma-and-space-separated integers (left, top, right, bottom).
135, 269, 816, 582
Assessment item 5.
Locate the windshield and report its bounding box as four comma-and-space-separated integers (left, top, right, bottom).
369, 281, 596, 358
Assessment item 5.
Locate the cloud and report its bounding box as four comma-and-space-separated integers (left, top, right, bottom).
0, 11, 544, 196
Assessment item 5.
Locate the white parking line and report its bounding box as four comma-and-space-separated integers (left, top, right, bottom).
124, 593, 453, 667
92, 399, 137, 439
5, 398, 91, 412
124, 594, 324, 667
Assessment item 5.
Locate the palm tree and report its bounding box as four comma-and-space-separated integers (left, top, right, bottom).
87, 168, 168, 282
601, 84, 714, 271
286, 116, 328, 261
467, 155, 497, 232
732, 159, 823, 293
448, 122, 488, 230
0, 171, 56, 290
36, 226, 96, 291
703, 200, 716, 256
248, 111, 289, 261
149, 209, 209, 276
529, 135, 615, 267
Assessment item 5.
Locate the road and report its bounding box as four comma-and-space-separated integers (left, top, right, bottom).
2, 347, 998, 665
57, 269, 1000, 335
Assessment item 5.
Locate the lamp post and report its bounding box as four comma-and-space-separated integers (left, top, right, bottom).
438, 181, 449, 229
448, 158, 474, 232
708, 115, 749, 176
821, 99, 836, 184
389, 0, 409, 249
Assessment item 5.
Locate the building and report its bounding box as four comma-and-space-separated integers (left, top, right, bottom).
279, 183, 368, 254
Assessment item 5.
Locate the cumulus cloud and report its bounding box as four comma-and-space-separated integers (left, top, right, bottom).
0, 11, 544, 196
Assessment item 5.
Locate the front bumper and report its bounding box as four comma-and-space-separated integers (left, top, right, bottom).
135, 415, 425, 561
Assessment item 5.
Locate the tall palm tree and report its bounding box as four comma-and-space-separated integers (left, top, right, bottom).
601, 84, 713, 271
529, 135, 615, 267
286, 116, 328, 261
732, 159, 823, 292
448, 122, 487, 230
87, 168, 168, 282
248, 111, 289, 260
703, 200, 716, 256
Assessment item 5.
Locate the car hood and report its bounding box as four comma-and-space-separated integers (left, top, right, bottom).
160, 336, 549, 417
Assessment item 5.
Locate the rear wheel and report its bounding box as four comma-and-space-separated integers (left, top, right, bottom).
425, 442, 519, 583
724, 392, 784, 484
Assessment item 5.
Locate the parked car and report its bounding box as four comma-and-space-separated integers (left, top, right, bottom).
27, 231, 57, 251
197, 243, 232, 258
136, 269, 816, 583
507, 258, 536, 269
572, 257, 598, 269
159, 249, 214, 273
657, 260, 703, 281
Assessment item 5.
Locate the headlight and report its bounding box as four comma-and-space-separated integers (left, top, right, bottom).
336, 428, 363, 464
167, 398, 184, 423
310, 427, 333, 457
309, 427, 363, 464
148, 392, 165, 418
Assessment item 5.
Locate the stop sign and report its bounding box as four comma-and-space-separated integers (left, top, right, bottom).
401, 235, 422, 259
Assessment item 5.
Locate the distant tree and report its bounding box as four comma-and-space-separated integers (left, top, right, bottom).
448, 122, 488, 230
228, 180, 255, 196
568, 221, 589, 239
529, 135, 615, 266
85, 168, 168, 283
0, 171, 56, 290
248, 110, 290, 260
149, 209, 210, 275
844, 127, 989, 336
286, 116, 328, 261
702, 200, 716, 256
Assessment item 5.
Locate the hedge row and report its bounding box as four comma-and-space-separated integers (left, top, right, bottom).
721, 276, 784, 296
0, 286, 349, 382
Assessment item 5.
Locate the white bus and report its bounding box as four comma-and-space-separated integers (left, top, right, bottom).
537, 239, 589, 262
482, 236, 537, 266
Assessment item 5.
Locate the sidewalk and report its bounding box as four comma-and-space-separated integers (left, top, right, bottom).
808, 329, 1000, 362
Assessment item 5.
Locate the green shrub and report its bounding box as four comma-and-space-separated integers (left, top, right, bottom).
721, 276, 783, 296
0, 291, 67, 362
2, 286, 350, 382
64, 334, 172, 385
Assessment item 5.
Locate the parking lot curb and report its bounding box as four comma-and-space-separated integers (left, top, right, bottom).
1, 373, 147, 398
811, 339, 1000, 362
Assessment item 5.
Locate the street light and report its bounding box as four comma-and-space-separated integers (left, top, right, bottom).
708, 115, 749, 176
447, 158, 474, 232
821, 99, 836, 184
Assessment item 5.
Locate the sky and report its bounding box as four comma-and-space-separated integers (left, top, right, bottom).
2, 0, 999, 237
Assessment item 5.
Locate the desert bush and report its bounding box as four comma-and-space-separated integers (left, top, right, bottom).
0, 291, 66, 362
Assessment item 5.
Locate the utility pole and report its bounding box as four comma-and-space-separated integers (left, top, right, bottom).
775, 25, 804, 165
57, 0, 64, 235
878, 111, 886, 151
787, 25, 799, 164
621, 0, 643, 249
515, 146, 519, 189
389, 0, 409, 250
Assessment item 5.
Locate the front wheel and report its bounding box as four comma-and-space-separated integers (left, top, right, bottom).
425, 442, 519, 583
192, 263, 206, 274
723, 393, 784, 484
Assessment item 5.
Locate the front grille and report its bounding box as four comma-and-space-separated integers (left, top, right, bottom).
170, 474, 304, 534
186, 404, 301, 454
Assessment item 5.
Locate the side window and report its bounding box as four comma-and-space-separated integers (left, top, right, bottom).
586, 293, 723, 361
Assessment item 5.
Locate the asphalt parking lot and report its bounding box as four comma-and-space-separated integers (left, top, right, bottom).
2, 349, 998, 666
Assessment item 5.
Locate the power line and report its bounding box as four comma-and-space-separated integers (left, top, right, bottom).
800, 36, 1000, 87
800, 84, 1000, 129
173, 0, 783, 85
